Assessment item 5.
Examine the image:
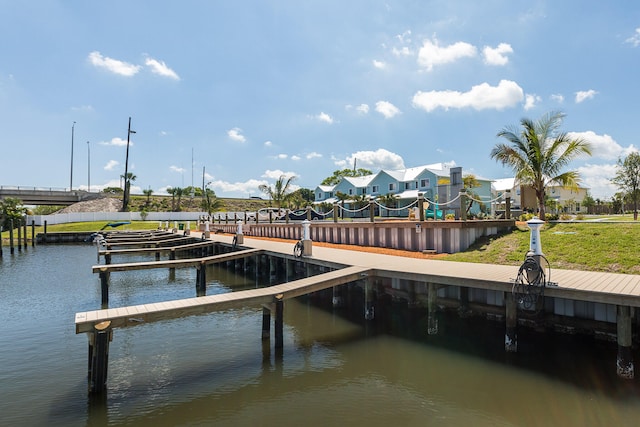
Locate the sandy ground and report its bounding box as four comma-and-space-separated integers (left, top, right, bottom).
57, 197, 122, 213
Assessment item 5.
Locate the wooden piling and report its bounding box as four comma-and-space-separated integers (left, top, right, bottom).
262, 306, 271, 340
99, 269, 110, 306
427, 282, 438, 335
88, 321, 112, 394
23, 219, 27, 249
31, 220, 35, 247
17, 219, 22, 252
43, 220, 47, 243
274, 297, 284, 349
9, 219, 14, 254
169, 249, 176, 275
617, 305, 634, 379
458, 286, 471, 317
364, 278, 375, 320
505, 291, 518, 352
196, 262, 207, 295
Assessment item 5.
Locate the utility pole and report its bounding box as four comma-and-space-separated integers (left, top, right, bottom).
70, 121, 75, 190
122, 117, 136, 211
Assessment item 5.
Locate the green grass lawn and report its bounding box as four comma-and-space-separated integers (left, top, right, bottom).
445, 221, 640, 274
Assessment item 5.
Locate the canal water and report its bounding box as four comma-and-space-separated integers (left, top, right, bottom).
1, 244, 640, 426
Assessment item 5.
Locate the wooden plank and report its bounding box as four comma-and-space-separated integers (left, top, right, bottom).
91, 248, 262, 273
75, 265, 372, 333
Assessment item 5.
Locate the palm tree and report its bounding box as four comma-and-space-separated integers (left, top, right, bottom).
334, 191, 350, 219
258, 175, 296, 209
201, 188, 224, 216
491, 111, 592, 220
143, 188, 153, 206
378, 193, 397, 217
120, 172, 136, 212
462, 174, 483, 215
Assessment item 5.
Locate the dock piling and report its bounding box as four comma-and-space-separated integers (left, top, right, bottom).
274, 297, 284, 350
99, 269, 110, 306
617, 305, 634, 379
88, 321, 112, 394
505, 291, 518, 352
196, 262, 207, 295
427, 283, 438, 335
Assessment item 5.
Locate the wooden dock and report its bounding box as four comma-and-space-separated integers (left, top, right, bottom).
76, 230, 640, 392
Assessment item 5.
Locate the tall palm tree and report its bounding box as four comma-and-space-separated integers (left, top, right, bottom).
491, 111, 592, 220
143, 188, 153, 206
120, 172, 136, 212
258, 175, 296, 209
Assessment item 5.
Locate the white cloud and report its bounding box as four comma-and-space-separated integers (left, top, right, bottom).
375, 101, 401, 118
482, 43, 513, 66
576, 163, 619, 199
575, 89, 597, 103
264, 140, 273, 147
169, 165, 185, 173
567, 131, 637, 160
316, 112, 334, 124
276, 154, 288, 159
334, 148, 405, 171
372, 60, 386, 69
291, 155, 301, 161
227, 127, 246, 142
100, 137, 129, 147
356, 104, 370, 114
412, 80, 524, 112
392, 46, 412, 57
104, 160, 119, 171
262, 169, 297, 180
625, 28, 640, 47
306, 152, 322, 159
524, 94, 541, 110
417, 38, 477, 71
88, 51, 141, 77
208, 178, 269, 195
145, 57, 180, 80
551, 94, 564, 103
346, 104, 369, 114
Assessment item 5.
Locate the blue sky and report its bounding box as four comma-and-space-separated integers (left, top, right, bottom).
1, 1, 639, 200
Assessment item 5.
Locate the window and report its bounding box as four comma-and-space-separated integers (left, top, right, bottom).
348, 189, 353, 195
404, 182, 410, 190
372, 185, 379, 193
389, 183, 395, 191
317, 192, 322, 199
420, 178, 430, 188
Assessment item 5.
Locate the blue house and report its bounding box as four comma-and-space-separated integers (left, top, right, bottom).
314, 163, 494, 218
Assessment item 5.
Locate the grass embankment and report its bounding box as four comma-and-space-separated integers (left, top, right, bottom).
2, 220, 639, 275
446, 221, 640, 274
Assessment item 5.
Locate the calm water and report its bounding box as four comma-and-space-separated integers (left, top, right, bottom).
1, 244, 640, 426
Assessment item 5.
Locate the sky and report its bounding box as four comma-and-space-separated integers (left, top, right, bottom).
1, 1, 639, 200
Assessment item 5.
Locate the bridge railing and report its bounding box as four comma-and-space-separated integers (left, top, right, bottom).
0, 185, 70, 192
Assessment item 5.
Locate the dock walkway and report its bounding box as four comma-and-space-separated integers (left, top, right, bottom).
75, 230, 640, 391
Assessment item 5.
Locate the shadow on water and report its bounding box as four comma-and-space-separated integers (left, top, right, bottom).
339, 294, 640, 399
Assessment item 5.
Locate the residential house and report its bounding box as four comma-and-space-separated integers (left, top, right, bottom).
315, 163, 493, 217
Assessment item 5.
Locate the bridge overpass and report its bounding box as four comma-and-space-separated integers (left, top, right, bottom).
0, 186, 103, 205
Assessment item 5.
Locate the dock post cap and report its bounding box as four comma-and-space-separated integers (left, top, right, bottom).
94, 320, 111, 331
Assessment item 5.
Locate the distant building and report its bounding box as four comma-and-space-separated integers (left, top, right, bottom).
315, 163, 493, 218
491, 178, 589, 215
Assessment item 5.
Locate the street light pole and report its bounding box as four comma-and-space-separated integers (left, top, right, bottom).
122, 117, 136, 211
70, 121, 75, 191
87, 141, 91, 192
